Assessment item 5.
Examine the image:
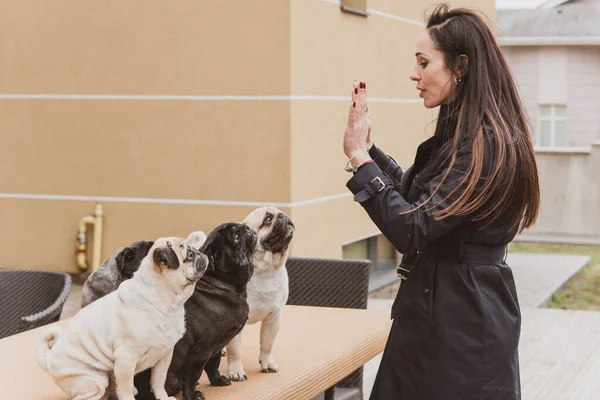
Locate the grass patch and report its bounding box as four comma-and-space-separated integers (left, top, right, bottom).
509, 242, 600, 311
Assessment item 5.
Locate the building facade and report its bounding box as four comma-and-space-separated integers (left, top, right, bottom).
0, 0, 496, 275
500, 0, 600, 244
500, 0, 600, 148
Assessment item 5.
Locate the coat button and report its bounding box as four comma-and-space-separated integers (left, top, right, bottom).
424, 286, 429, 295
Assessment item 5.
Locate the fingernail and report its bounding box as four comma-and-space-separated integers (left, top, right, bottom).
354, 88, 358, 94
353, 102, 356, 108
360, 82, 364, 89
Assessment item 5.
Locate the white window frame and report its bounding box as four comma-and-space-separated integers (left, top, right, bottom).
537, 104, 567, 147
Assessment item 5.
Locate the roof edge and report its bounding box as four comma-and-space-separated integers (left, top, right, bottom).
537, 0, 572, 9
500, 36, 600, 46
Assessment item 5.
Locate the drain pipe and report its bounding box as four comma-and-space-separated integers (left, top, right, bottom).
75, 203, 104, 271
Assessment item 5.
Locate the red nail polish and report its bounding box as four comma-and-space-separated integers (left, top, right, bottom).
353, 102, 356, 108
354, 88, 358, 94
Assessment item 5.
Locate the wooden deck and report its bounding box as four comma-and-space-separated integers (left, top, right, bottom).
520, 308, 600, 399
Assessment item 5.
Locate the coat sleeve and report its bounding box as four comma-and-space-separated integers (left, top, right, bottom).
368, 144, 404, 188
346, 157, 467, 254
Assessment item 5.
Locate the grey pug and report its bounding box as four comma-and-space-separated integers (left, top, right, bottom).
81, 240, 154, 308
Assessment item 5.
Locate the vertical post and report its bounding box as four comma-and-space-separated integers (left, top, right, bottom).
91, 203, 104, 272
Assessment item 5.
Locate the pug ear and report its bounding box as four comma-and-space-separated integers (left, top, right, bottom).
115, 247, 135, 274
187, 231, 207, 250
115, 240, 155, 278
203, 245, 221, 272
212, 248, 225, 272
200, 235, 221, 272
153, 246, 180, 269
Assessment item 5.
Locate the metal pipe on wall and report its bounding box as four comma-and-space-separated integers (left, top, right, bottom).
75, 203, 104, 271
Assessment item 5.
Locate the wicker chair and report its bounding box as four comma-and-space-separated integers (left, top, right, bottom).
0, 269, 72, 339
286, 257, 371, 400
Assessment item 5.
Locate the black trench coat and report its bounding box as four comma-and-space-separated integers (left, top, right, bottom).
346, 137, 521, 400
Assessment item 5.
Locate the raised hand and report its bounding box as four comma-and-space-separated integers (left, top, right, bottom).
344, 81, 372, 159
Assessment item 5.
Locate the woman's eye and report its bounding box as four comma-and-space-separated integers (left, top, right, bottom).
420, 62, 428, 68
233, 233, 240, 243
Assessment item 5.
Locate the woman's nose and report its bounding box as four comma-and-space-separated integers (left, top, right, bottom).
410, 70, 420, 82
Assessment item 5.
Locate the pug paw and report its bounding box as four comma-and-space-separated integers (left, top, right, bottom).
259, 354, 279, 373
164, 375, 182, 396
194, 390, 206, 400
229, 371, 248, 382
228, 360, 248, 382
261, 364, 279, 373
212, 375, 231, 386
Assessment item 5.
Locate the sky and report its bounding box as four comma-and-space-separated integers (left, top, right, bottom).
496, 0, 549, 8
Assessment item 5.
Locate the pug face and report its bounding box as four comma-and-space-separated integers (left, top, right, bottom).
200, 223, 258, 285
150, 237, 208, 290
243, 207, 295, 254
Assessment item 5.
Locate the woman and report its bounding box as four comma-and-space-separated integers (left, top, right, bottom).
343, 4, 539, 400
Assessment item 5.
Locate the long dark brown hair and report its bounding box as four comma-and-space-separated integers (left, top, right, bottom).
416, 4, 539, 233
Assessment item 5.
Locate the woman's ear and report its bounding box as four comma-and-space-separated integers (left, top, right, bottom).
455, 54, 469, 79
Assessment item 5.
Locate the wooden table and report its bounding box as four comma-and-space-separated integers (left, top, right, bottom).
0, 305, 391, 400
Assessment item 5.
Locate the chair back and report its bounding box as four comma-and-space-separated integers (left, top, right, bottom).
286, 257, 371, 397
0, 270, 71, 339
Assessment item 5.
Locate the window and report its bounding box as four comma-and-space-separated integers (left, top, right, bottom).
343, 234, 401, 291
341, 0, 368, 17
538, 105, 566, 147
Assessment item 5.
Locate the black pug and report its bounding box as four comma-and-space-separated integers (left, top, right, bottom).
135, 222, 257, 400
80, 240, 154, 308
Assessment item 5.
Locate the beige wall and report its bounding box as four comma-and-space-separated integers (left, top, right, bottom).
0, 199, 289, 272
0, 0, 291, 272
519, 143, 600, 244
0, 0, 496, 273
0, 101, 291, 201
0, 1, 290, 95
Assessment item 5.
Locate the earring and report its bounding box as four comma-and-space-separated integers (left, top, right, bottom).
455, 76, 462, 85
